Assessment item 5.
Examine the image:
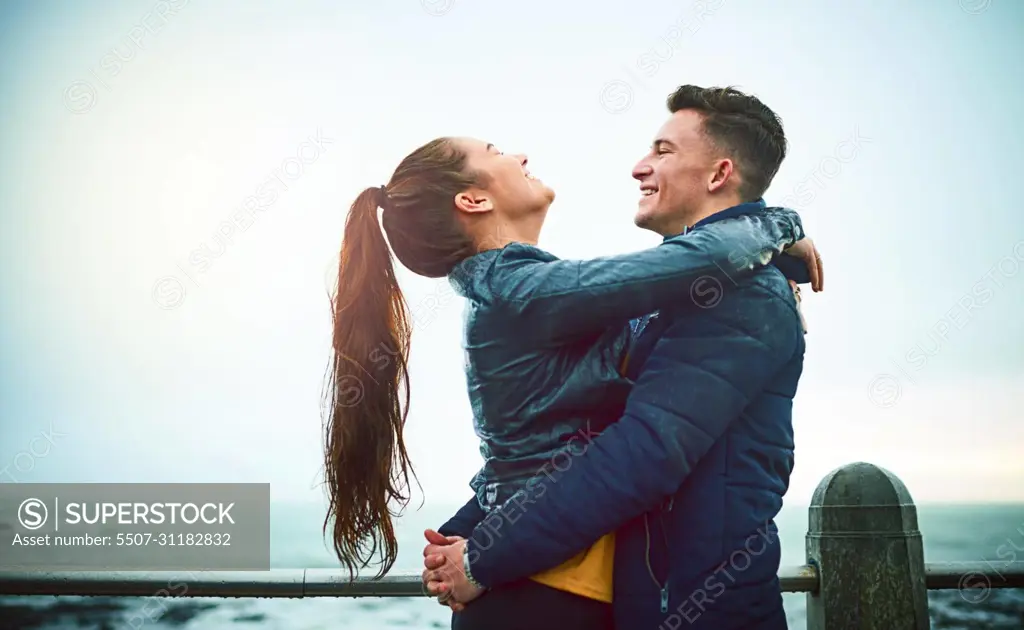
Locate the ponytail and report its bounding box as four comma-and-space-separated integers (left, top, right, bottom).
323, 186, 416, 580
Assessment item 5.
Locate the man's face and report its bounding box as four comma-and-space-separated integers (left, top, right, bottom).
632, 109, 723, 235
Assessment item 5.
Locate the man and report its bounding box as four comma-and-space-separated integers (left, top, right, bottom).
423, 84, 822, 629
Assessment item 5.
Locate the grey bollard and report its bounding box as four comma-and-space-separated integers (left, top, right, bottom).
806, 462, 929, 629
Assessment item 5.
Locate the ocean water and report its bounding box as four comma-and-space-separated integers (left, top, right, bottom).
2, 502, 1022, 629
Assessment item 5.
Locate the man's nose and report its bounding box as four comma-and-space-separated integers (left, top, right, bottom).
515, 154, 528, 167
632, 161, 652, 180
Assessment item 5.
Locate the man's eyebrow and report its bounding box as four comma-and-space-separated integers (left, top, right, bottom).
653, 138, 676, 149
486, 143, 495, 152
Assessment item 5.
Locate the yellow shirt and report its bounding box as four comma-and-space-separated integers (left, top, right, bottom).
529, 532, 614, 603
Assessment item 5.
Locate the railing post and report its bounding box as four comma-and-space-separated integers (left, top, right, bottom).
805, 462, 929, 629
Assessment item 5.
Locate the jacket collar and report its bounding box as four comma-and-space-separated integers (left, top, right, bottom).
663, 198, 766, 241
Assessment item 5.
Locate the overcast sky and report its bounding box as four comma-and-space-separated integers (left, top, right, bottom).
1, 0, 1022, 509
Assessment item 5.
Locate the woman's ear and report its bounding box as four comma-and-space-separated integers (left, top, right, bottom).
453, 190, 494, 215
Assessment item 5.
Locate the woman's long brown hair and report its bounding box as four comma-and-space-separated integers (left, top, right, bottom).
323, 138, 479, 579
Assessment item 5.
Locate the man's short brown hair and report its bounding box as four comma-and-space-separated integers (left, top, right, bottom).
667, 85, 787, 202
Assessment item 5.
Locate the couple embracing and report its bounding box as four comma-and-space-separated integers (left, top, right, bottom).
324, 84, 824, 630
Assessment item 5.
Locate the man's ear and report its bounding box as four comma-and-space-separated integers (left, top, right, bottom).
706, 158, 735, 193
454, 190, 494, 215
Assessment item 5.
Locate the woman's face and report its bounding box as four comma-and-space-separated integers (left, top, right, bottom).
455, 137, 555, 223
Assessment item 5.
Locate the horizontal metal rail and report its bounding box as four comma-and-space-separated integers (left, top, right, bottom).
1, 563, 1021, 598
924, 561, 1024, 589
0, 565, 817, 598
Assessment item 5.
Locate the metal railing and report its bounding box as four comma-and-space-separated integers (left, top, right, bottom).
1, 561, 1022, 598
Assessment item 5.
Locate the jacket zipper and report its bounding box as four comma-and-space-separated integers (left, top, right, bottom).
643, 499, 674, 613
634, 263, 680, 614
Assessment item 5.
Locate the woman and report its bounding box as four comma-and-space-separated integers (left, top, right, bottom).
323, 136, 818, 629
